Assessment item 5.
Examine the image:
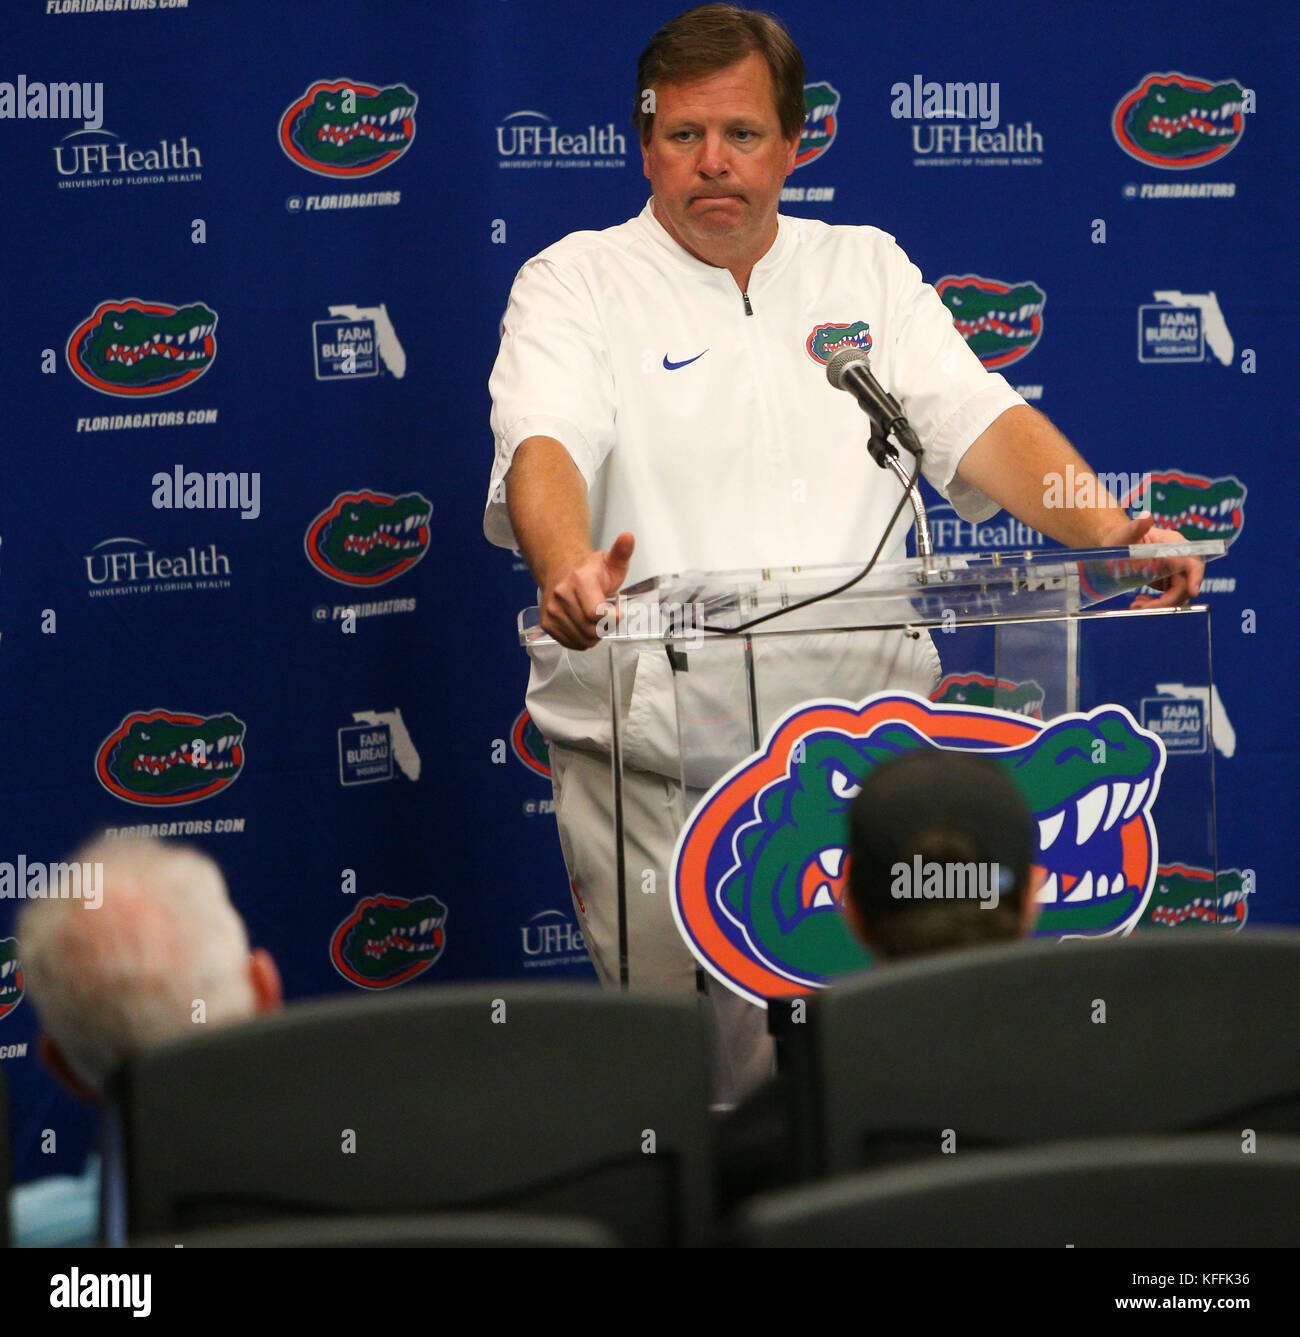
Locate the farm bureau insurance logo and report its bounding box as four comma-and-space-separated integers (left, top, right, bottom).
1112, 72, 1246, 170
1137, 291, 1233, 365
672, 691, 1166, 1006
330, 894, 447, 988
67, 298, 215, 396
313, 303, 405, 379
937, 275, 1044, 370
338, 709, 421, 786
95, 708, 245, 806
304, 490, 432, 586
280, 79, 416, 176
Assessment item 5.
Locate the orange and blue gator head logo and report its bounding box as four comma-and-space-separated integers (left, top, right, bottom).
0, 938, 22, 1021
95, 708, 246, 806
672, 691, 1166, 1006
66, 298, 216, 398
330, 893, 447, 988
1139, 864, 1250, 931
510, 709, 551, 778
936, 275, 1045, 370
1118, 470, 1246, 547
932, 671, 1044, 719
795, 81, 840, 169
1112, 73, 1245, 170
805, 321, 871, 365
279, 79, 417, 177
304, 490, 432, 586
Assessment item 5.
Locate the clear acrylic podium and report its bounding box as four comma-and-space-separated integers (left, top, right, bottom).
519, 541, 1228, 1001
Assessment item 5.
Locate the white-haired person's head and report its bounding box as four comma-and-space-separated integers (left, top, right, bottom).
17, 834, 281, 1100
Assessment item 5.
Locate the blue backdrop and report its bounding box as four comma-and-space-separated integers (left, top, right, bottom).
0, 0, 1293, 1184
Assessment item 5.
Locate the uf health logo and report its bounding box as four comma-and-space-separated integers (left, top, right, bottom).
279, 79, 417, 177
672, 691, 1166, 1006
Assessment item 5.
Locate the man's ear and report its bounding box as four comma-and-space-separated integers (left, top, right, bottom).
248, 948, 283, 1014
1020, 866, 1045, 935
38, 1033, 100, 1105
641, 133, 653, 181
783, 132, 799, 176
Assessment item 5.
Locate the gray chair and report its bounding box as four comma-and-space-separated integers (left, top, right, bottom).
106, 984, 714, 1246
132, 1211, 618, 1248
736, 1135, 1300, 1247
777, 932, 1300, 1178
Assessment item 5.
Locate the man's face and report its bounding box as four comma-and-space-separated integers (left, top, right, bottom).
641, 50, 799, 272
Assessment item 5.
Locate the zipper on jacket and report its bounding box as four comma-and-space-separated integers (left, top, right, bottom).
742, 291, 753, 316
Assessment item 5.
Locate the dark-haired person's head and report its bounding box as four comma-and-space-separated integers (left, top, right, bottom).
633, 6, 805, 278
632, 4, 806, 143
843, 749, 1040, 960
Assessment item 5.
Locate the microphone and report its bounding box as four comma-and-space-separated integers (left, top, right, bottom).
824, 346, 908, 436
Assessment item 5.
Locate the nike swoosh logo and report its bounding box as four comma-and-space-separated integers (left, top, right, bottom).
662, 349, 709, 371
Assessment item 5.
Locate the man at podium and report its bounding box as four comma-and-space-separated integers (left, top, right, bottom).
484, 4, 1201, 1102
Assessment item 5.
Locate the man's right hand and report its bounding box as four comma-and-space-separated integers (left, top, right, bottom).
540, 532, 636, 649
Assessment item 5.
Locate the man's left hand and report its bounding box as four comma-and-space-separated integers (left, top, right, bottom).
1100, 512, 1204, 609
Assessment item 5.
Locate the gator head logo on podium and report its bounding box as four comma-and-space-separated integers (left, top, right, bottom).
932, 672, 1045, 718
66, 298, 216, 396
672, 692, 1167, 1006
330, 894, 447, 988
95, 709, 245, 805
0, 939, 22, 1022
1112, 73, 1245, 169
279, 79, 417, 176
304, 490, 432, 586
937, 275, 1044, 370
1139, 864, 1251, 931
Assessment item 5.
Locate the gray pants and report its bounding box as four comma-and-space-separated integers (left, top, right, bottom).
549, 741, 774, 1106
